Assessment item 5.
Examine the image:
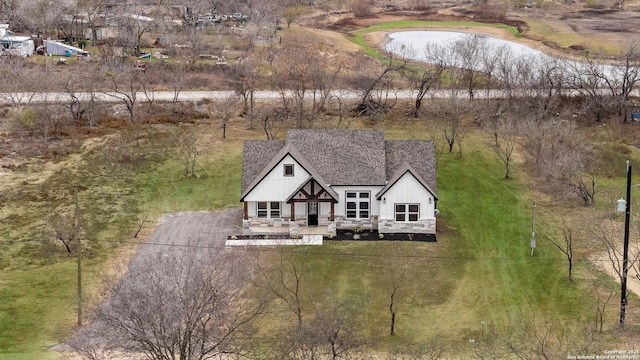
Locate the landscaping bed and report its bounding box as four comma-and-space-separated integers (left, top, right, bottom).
227, 230, 436, 242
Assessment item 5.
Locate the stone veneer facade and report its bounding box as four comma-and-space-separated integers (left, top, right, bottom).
243, 215, 435, 236
378, 218, 436, 234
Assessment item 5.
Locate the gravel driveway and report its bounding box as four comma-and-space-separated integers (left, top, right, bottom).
133, 208, 243, 260
53, 208, 244, 355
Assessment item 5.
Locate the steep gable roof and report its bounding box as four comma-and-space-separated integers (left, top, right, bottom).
241, 142, 322, 200
376, 162, 438, 200
241, 131, 437, 201
241, 140, 285, 193
384, 140, 437, 197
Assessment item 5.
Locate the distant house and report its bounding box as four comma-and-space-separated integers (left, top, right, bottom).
240, 130, 438, 236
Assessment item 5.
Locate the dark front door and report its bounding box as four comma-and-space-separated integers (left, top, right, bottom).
308, 202, 318, 226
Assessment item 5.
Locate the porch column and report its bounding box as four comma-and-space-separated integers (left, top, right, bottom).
290, 202, 295, 221
243, 202, 248, 220
330, 202, 335, 221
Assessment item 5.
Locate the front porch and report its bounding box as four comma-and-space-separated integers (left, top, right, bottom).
242, 216, 335, 237
247, 224, 330, 236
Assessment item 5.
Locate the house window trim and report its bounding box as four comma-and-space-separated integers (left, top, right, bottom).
395, 203, 420, 222
257, 201, 281, 219
345, 191, 370, 219
283, 164, 295, 177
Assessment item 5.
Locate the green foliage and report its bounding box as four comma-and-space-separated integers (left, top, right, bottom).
16, 108, 37, 135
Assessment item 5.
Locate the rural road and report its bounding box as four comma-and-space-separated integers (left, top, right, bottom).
0, 88, 590, 105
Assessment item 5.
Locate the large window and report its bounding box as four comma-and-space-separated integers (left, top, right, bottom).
346, 191, 370, 219
395, 204, 419, 222
258, 202, 281, 218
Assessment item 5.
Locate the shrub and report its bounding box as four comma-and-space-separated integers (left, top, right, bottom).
350, 0, 374, 17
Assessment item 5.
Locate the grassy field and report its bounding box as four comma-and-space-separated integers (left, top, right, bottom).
1, 111, 636, 357
2, 40, 639, 359
268, 125, 604, 355
0, 120, 255, 358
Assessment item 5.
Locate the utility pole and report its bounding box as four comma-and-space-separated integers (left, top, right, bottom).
75, 185, 82, 327
531, 202, 536, 256
620, 161, 631, 327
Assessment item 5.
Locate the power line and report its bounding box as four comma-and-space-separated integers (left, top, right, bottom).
7, 237, 625, 263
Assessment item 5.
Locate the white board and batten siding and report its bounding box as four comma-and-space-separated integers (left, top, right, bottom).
378, 172, 436, 221
243, 155, 309, 217
330, 185, 384, 217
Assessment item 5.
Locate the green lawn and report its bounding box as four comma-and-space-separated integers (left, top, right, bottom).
0, 118, 621, 357
275, 130, 598, 353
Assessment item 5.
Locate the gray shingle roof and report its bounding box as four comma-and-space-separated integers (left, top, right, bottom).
384, 140, 437, 197
286, 129, 387, 185
240, 130, 437, 199
241, 140, 285, 192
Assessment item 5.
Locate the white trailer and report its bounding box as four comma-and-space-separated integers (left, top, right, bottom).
45, 40, 89, 57
0, 24, 34, 57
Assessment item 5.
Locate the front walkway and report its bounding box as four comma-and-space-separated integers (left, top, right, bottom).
226, 235, 323, 246
248, 225, 329, 235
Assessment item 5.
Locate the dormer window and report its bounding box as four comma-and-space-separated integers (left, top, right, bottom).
284, 164, 294, 177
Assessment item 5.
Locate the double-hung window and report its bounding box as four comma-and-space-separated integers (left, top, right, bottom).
258, 202, 280, 218
395, 204, 419, 222
346, 191, 370, 219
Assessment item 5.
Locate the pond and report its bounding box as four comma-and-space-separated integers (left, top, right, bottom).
384, 30, 546, 63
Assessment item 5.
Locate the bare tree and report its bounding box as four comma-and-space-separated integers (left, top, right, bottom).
116, 8, 156, 55
226, 54, 263, 128
389, 335, 446, 359
504, 318, 601, 359
544, 219, 575, 282
566, 52, 610, 123
352, 49, 407, 116
449, 34, 487, 101
592, 219, 640, 327
275, 298, 368, 360
256, 101, 288, 140
70, 244, 264, 360
48, 211, 81, 254
272, 47, 342, 128
283, 5, 305, 28
132, 208, 150, 238
254, 252, 305, 330
0, 56, 38, 110
601, 40, 640, 122
567, 173, 596, 207
588, 264, 615, 333
432, 96, 471, 156
209, 93, 239, 139
487, 115, 517, 179
103, 64, 146, 143
408, 43, 447, 118
172, 128, 202, 177
384, 259, 411, 336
